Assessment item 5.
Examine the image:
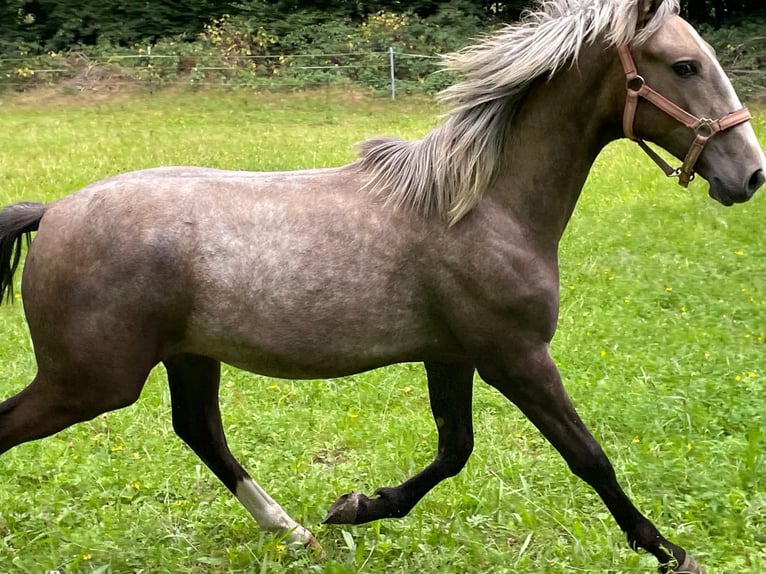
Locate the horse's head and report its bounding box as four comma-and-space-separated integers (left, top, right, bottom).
623, 0, 765, 205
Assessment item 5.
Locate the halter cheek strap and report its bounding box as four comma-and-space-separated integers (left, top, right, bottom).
617, 44, 751, 187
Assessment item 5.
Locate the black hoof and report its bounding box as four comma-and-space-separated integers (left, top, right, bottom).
322, 492, 365, 524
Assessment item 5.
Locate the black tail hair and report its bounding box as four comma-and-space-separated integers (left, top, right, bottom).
0, 202, 46, 303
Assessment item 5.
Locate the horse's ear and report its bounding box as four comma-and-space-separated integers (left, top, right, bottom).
636, 0, 664, 30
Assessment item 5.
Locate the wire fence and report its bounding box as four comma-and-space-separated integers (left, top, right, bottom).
3, 46, 764, 99
0, 49, 448, 96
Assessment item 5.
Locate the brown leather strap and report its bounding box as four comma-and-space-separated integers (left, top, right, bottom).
623, 88, 639, 140
679, 133, 708, 186
713, 107, 752, 132
636, 84, 699, 129
636, 140, 678, 177
618, 45, 639, 139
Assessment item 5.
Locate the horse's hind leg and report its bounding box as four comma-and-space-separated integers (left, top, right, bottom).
324, 360, 474, 524
163, 353, 317, 547
478, 344, 703, 574
0, 367, 146, 455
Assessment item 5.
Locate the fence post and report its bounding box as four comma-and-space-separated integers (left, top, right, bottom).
389, 47, 395, 100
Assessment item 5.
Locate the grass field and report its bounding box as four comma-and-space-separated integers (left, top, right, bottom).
0, 88, 764, 573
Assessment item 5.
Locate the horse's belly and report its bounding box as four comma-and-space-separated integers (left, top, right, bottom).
179, 307, 460, 379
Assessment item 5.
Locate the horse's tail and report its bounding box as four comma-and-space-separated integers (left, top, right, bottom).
0, 202, 46, 304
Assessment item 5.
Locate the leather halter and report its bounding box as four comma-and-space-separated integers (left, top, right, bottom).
617, 44, 752, 187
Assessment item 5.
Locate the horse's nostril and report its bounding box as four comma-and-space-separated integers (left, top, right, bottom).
747, 168, 765, 195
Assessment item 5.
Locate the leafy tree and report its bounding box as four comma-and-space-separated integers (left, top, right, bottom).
680, 0, 766, 26
0, 0, 763, 56
13, 0, 238, 51
0, 0, 30, 52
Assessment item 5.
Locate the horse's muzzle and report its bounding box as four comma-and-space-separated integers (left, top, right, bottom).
709, 168, 765, 206
747, 168, 766, 197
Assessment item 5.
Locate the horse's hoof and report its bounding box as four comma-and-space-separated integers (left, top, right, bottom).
322, 492, 364, 524
673, 553, 706, 574
303, 533, 326, 557
287, 525, 324, 555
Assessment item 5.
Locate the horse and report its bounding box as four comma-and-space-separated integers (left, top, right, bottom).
1, 0, 764, 571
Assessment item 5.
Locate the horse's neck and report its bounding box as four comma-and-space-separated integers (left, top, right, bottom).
490, 50, 618, 245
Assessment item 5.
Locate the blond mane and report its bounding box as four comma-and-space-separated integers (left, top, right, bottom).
358, 0, 679, 224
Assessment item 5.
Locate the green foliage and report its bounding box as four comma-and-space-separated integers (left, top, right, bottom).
0, 0, 496, 58
10, 0, 236, 51
0, 5, 482, 94
698, 20, 766, 100
0, 1, 488, 94
195, 2, 766, 95
188, 5, 481, 92
680, 0, 766, 26
0, 0, 761, 63
0, 3, 764, 95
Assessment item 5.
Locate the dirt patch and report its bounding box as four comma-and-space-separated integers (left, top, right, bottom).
312, 447, 349, 466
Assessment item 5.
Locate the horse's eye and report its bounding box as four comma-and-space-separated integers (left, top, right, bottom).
672, 61, 698, 78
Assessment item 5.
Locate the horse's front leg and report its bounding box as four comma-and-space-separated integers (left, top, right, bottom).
323, 360, 474, 524
478, 343, 704, 574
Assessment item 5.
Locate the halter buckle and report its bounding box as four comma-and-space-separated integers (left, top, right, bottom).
694, 118, 716, 139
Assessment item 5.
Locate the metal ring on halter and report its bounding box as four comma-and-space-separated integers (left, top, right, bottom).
626, 75, 645, 93
694, 119, 716, 139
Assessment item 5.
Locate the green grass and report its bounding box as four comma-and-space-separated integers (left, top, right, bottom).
0, 88, 765, 573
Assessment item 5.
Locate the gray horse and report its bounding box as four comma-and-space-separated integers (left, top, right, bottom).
0, 0, 763, 572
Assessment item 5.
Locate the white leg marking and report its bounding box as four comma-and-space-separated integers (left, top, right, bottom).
235, 478, 315, 545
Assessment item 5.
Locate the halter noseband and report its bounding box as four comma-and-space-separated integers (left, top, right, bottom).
617, 44, 751, 187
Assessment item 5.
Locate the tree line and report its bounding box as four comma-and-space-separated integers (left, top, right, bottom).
1, 0, 763, 55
